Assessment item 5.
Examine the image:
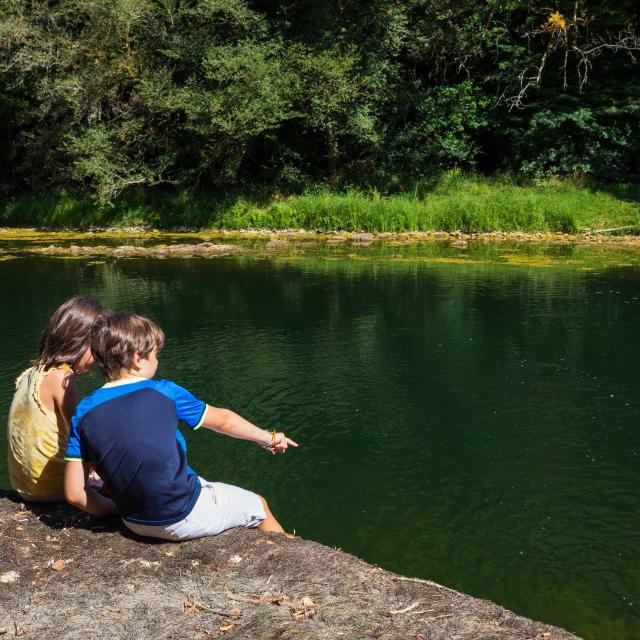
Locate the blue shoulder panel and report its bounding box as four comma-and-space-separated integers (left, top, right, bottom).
153, 380, 207, 429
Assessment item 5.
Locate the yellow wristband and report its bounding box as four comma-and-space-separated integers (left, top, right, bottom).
262, 429, 277, 449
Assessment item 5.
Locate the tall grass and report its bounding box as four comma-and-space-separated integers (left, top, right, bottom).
2, 174, 638, 233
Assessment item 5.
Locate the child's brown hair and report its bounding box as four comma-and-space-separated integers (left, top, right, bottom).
33, 296, 108, 370
91, 312, 165, 380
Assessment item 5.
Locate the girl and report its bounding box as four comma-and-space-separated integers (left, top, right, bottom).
7, 296, 107, 501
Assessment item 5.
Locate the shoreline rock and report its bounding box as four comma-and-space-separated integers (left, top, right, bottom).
0, 492, 581, 639
2, 232, 640, 265
2, 226, 640, 250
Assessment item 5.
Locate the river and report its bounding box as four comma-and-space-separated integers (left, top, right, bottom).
1, 236, 638, 640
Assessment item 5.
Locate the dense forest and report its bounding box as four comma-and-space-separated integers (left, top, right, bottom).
0, 1, 638, 206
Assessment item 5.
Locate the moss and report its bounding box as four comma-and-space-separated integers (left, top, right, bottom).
3, 228, 640, 270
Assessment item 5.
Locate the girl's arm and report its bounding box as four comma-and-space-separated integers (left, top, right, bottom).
59, 372, 80, 426
201, 405, 298, 453
64, 461, 117, 516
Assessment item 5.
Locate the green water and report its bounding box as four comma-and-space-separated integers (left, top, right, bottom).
1, 251, 638, 640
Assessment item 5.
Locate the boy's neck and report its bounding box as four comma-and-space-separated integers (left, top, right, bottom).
103, 373, 151, 388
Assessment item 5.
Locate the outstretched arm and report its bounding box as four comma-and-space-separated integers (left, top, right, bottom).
201, 405, 298, 453
64, 460, 118, 516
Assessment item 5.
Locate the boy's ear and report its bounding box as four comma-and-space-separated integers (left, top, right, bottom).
131, 352, 143, 370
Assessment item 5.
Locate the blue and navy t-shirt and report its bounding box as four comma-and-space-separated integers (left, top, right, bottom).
65, 379, 207, 525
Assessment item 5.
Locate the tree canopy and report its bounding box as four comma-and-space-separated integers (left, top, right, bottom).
1, 1, 638, 203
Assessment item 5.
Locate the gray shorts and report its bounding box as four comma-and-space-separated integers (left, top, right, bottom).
122, 478, 266, 541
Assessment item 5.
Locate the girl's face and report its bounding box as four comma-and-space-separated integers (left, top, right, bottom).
74, 347, 95, 374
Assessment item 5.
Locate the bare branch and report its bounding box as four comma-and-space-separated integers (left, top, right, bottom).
504, 3, 638, 109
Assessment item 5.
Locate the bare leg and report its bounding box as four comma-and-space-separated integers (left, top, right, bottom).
257, 495, 284, 533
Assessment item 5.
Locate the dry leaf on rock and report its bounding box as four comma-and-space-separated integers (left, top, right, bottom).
219, 620, 240, 632
290, 596, 318, 621
51, 559, 65, 572
184, 599, 198, 615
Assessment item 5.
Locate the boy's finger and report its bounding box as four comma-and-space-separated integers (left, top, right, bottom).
286, 438, 299, 447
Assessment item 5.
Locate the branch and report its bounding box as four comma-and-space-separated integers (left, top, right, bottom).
503, 4, 638, 108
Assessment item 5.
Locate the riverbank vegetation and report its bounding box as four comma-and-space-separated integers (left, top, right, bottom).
0, 1, 638, 229
1, 175, 638, 233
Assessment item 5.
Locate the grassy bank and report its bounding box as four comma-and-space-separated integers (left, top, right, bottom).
2, 175, 638, 233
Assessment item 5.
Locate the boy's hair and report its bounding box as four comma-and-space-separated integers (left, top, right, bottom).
34, 296, 108, 370
91, 312, 165, 380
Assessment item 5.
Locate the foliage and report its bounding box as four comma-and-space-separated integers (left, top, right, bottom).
0, 0, 638, 205
3, 175, 638, 234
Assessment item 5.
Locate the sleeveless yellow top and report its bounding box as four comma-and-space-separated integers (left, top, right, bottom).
7, 365, 72, 499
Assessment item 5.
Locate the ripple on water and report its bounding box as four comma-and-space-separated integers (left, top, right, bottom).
1, 254, 639, 640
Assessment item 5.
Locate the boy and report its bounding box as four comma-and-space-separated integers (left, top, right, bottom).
64, 312, 297, 540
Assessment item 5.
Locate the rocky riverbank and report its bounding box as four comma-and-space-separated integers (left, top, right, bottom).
2, 227, 640, 267
3, 226, 640, 249
0, 492, 580, 639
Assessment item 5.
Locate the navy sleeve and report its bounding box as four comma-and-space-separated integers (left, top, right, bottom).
159, 380, 207, 429
64, 415, 90, 461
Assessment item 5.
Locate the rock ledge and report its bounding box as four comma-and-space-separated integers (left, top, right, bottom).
0, 493, 580, 639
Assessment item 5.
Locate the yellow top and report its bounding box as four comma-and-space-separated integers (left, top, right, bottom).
7, 365, 73, 499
